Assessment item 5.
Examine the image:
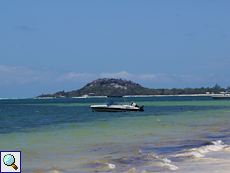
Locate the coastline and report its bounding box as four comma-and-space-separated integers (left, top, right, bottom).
0, 94, 222, 100
35, 94, 222, 99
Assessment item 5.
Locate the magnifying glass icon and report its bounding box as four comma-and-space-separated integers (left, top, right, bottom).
3, 154, 18, 170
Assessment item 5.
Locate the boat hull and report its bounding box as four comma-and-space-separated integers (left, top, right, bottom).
91, 105, 140, 112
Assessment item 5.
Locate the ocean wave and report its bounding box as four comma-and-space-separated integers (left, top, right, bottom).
171, 140, 228, 159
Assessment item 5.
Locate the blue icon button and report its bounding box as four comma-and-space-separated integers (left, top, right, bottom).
3, 154, 18, 170
1, 151, 21, 173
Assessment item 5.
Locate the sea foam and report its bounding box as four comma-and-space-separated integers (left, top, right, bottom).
172, 140, 228, 159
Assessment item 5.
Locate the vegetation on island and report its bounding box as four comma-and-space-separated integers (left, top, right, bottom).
37, 78, 228, 98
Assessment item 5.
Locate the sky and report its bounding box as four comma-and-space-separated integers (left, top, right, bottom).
1, 0, 230, 98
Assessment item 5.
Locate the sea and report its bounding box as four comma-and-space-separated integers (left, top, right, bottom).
1, 96, 230, 173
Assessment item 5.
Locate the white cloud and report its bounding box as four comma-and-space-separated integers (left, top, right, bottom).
99, 72, 170, 82
100, 71, 134, 79
0, 66, 227, 88
137, 73, 167, 80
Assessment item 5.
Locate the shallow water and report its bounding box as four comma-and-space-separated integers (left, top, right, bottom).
0, 96, 230, 172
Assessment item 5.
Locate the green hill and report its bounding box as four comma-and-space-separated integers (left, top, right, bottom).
37, 78, 226, 98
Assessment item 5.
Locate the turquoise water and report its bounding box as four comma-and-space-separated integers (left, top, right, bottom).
1, 96, 230, 172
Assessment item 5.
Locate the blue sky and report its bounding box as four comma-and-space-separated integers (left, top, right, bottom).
1, 0, 230, 98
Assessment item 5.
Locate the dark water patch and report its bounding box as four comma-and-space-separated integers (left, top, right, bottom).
130, 96, 212, 102
207, 134, 230, 140
0, 104, 90, 134
142, 140, 208, 155
0, 96, 213, 105
149, 105, 230, 117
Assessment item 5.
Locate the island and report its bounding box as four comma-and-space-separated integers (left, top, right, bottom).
37, 78, 226, 98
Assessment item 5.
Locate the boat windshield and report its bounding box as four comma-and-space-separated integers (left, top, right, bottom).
107, 100, 114, 105
106, 96, 127, 105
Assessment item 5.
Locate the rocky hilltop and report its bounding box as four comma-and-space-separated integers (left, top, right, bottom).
37, 78, 151, 98
84, 78, 143, 90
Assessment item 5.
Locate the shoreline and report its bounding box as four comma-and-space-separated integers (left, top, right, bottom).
0, 94, 222, 100
34, 94, 221, 99
70, 93, 222, 98
124, 94, 221, 97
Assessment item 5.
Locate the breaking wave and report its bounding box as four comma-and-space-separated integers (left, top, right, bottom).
171, 140, 228, 160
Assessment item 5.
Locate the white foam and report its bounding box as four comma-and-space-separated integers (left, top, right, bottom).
173, 151, 205, 158
163, 163, 179, 171
162, 157, 171, 163
147, 153, 159, 158
198, 140, 227, 154
213, 140, 226, 147
106, 163, 115, 169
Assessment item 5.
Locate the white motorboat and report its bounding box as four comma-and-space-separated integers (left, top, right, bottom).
212, 91, 230, 99
91, 96, 144, 112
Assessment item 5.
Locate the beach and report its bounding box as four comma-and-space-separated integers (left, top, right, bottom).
1, 96, 230, 172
